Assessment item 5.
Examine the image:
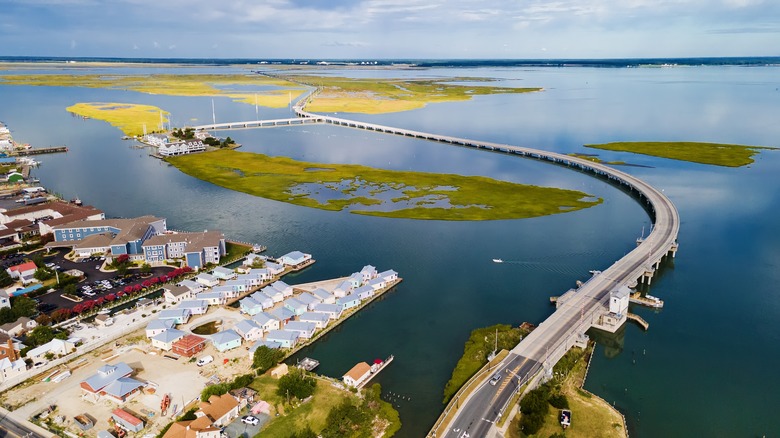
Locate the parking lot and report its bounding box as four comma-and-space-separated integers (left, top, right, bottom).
34, 250, 175, 313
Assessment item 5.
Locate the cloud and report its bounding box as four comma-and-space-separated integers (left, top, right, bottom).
70, 39, 77, 49
321, 41, 368, 47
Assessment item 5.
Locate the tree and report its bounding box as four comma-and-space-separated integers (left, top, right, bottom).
51, 308, 72, 323
289, 427, 317, 438
320, 400, 370, 438
27, 325, 56, 347
0, 269, 13, 288
33, 268, 53, 282
253, 346, 284, 373
11, 296, 37, 319
140, 263, 152, 274
36, 314, 52, 326
31, 253, 44, 268
276, 368, 316, 400
0, 307, 15, 324
63, 284, 77, 296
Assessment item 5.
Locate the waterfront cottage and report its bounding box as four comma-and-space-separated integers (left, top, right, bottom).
236, 273, 261, 287
265, 262, 284, 276
299, 312, 330, 329
265, 329, 299, 349
336, 294, 361, 310
313, 303, 343, 320
271, 281, 293, 297
163, 285, 194, 304
367, 277, 387, 290
196, 291, 227, 306
248, 340, 282, 359
211, 329, 242, 352
151, 328, 186, 351
343, 362, 372, 388
261, 286, 284, 303
311, 288, 334, 304
295, 292, 321, 310
283, 321, 316, 339
243, 253, 266, 267
279, 251, 312, 268
283, 298, 308, 316
211, 266, 236, 280
223, 279, 249, 294
347, 273, 362, 288
332, 280, 353, 298
145, 319, 176, 338
233, 319, 264, 342
355, 285, 375, 301
179, 299, 209, 315
157, 308, 191, 325
379, 269, 399, 282
360, 265, 378, 283
248, 268, 272, 282
195, 273, 220, 288
239, 297, 264, 316
252, 312, 280, 332
270, 307, 295, 324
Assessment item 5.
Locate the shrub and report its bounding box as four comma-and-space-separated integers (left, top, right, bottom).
277, 368, 316, 400
549, 393, 569, 409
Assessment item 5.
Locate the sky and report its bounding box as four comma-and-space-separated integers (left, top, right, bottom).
1, 0, 778, 59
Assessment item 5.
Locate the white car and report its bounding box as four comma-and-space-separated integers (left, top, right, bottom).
196, 355, 214, 367
241, 416, 259, 426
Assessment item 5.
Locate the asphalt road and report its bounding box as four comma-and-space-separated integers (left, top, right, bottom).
0, 410, 49, 438
446, 354, 539, 438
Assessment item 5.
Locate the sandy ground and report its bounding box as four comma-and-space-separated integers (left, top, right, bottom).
291, 276, 349, 293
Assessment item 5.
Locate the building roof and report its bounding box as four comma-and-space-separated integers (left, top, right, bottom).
73, 233, 114, 250
233, 319, 261, 336
158, 308, 190, 320
266, 329, 299, 342
197, 291, 224, 300
379, 269, 398, 278
271, 280, 291, 292
8, 261, 36, 273
143, 231, 224, 254
344, 362, 371, 381
152, 329, 186, 343
112, 408, 144, 427
296, 293, 319, 305
361, 265, 377, 274
196, 273, 217, 282
313, 303, 341, 314
311, 288, 332, 300
250, 292, 273, 304
165, 285, 192, 297
199, 393, 239, 423
251, 312, 276, 326
271, 307, 295, 321
82, 362, 133, 392
53, 215, 163, 247
283, 298, 307, 310
146, 319, 176, 331
249, 340, 282, 353
240, 297, 261, 309
300, 312, 330, 323
179, 280, 202, 291
212, 267, 234, 276
211, 329, 242, 345
336, 294, 360, 305
178, 300, 207, 310
173, 334, 207, 350
284, 321, 316, 333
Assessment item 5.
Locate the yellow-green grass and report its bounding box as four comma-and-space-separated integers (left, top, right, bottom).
287, 75, 541, 114
526, 351, 625, 438
0, 73, 305, 109
66, 102, 169, 137
585, 141, 777, 167
166, 149, 601, 221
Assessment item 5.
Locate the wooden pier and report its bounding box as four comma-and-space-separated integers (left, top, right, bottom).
13, 146, 68, 156
357, 355, 394, 389
627, 313, 650, 330
630, 292, 664, 308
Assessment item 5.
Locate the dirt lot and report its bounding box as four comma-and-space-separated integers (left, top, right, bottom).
4, 312, 257, 438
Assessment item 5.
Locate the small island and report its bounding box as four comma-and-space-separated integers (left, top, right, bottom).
585, 141, 777, 167
166, 149, 602, 221
67, 102, 169, 137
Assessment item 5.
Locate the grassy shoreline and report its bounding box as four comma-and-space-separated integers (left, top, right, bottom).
585, 141, 777, 167
166, 149, 602, 221
66, 102, 169, 136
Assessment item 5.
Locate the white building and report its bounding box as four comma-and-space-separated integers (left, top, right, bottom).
158, 140, 206, 156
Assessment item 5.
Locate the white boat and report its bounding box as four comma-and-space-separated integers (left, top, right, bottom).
492, 259, 503, 263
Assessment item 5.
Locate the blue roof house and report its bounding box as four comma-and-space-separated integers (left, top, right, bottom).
233, 319, 264, 342
270, 307, 295, 324
265, 330, 299, 349
313, 303, 343, 320
197, 291, 227, 306
311, 288, 335, 304
360, 265, 378, 283
296, 292, 320, 310
157, 308, 191, 325
355, 285, 375, 301
279, 251, 312, 267
252, 312, 281, 332
379, 269, 399, 282
240, 297, 264, 316
211, 329, 243, 352
261, 286, 284, 303
336, 294, 361, 310
178, 299, 209, 315
248, 340, 282, 359
145, 319, 175, 338
332, 280, 353, 298
151, 328, 186, 351
299, 312, 330, 329
249, 292, 274, 309
211, 266, 236, 280
271, 281, 293, 297
224, 279, 249, 294
283, 298, 308, 316
284, 321, 316, 339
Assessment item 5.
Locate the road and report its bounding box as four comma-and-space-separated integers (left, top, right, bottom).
0, 408, 51, 438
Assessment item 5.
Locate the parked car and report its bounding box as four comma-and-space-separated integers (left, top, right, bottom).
241, 416, 259, 426
489, 373, 502, 386
196, 355, 214, 367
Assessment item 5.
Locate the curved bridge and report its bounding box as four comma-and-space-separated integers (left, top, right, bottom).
196, 93, 680, 437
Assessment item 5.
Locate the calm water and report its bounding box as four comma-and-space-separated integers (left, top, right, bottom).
2, 64, 779, 437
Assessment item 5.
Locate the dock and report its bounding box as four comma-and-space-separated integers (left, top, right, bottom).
297, 357, 320, 372
627, 313, 650, 330
629, 292, 664, 308
357, 355, 394, 389
13, 146, 68, 156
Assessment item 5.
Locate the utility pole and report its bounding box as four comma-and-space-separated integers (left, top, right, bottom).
212, 99, 216, 125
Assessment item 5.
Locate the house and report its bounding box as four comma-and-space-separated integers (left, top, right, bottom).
248, 340, 282, 359
179, 299, 209, 315
283, 321, 316, 339
180, 280, 204, 294
223, 279, 249, 294
145, 319, 176, 338
111, 408, 144, 433
157, 308, 191, 325
366, 277, 387, 290
211, 267, 235, 280
211, 329, 242, 352
229, 387, 257, 410
265, 330, 299, 349
232, 320, 264, 342
163, 417, 220, 438
135, 298, 155, 310
270, 307, 295, 324
248, 268, 271, 282
251, 312, 280, 332
195, 273, 220, 288
236, 273, 261, 287
164, 285, 194, 304
151, 329, 186, 351
158, 140, 206, 157
360, 265, 378, 283
379, 269, 399, 282
239, 297, 264, 316
336, 294, 361, 310
243, 253, 266, 267
25, 337, 81, 362
299, 312, 330, 329
270, 363, 288, 379
343, 362, 372, 388
0, 338, 22, 361
283, 298, 307, 316
271, 281, 293, 297
172, 334, 208, 357
313, 303, 343, 320
211, 285, 238, 299
196, 393, 240, 427
295, 293, 320, 310
52, 216, 166, 261
143, 133, 168, 147
94, 314, 114, 327
7, 261, 38, 285
142, 230, 225, 269
260, 286, 283, 303
0, 290, 9, 309
278, 251, 312, 268
265, 262, 284, 276
347, 273, 363, 288
249, 292, 274, 309
311, 288, 335, 304
355, 285, 375, 301
196, 291, 226, 306
332, 280, 353, 298
0, 317, 37, 337
0, 357, 26, 379
80, 362, 145, 403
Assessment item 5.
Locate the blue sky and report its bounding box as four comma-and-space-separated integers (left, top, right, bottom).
1, 0, 778, 58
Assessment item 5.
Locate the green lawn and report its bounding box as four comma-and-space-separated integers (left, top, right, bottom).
442, 324, 528, 403
584, 141, 777, 167
167, 150, 602, 221
221, 241, 251, 263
